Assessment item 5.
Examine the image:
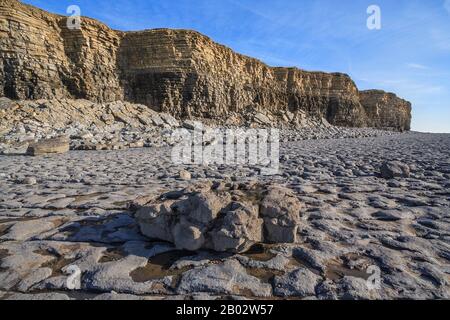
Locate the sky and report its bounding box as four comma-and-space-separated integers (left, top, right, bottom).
22, 0, 450, 133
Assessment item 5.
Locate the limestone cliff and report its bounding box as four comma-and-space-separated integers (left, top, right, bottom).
0, 0, 123, 102
0, 0, 412, 131
360, 90, 412, 132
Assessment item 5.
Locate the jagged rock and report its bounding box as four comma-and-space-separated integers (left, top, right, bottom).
177, 190, 231, 226
335, 276, 382, 300
159, 114, 179, 127
172, 222, 205, 251
182, 120, 203, 131
210, 202, 263, 252
260, 186, 303, 243
273, 268, 322, 298
26, 136, 70, 156
71, 132, 94, 140
320, 117, 332, 127
253, 113, 271, 125
0, 0, 411, 130
380, 161, 410, 179
284, 111, 295, 122
134, 183, 302, 253
178, 170, 192, 181
149, 114, 164, 127
0, 97, 13, 110
135, 202, 176, 243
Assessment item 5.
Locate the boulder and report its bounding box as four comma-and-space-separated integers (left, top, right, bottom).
134, 183, 303, 253
182, 120, 203, 131
172, 221, 205, 251
179, 190, 229, 225
135, 201, 176, 243
178, 170, 192, 181
0, 97, 13, 110
380, 161, 410, 179
26, 136, 70, 156
210, 202, 263, 252
260, 186, 302, 243
159, 114, 179, 127
150, 114, 165, 127
273, 267, 322, 298
253, 113, 271, 125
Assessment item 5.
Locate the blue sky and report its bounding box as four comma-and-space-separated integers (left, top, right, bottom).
23, 0, 450, 132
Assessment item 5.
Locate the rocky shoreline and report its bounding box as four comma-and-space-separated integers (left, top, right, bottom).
1, 132, 449, 300
0, 98, 402, 156
1, 0, 448, 302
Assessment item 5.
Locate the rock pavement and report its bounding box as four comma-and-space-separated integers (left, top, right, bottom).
1, 132, 449, 300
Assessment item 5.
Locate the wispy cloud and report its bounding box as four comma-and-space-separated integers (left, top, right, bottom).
357, 77, 445, 101
407, 63, 428, 70
226, 0, 276, 23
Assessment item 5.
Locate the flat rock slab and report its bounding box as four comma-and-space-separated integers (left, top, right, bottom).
26, 136, 70, 156
176, 259, 272, 297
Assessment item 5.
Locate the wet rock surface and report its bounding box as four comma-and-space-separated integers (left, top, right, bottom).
0, 132, 449, 300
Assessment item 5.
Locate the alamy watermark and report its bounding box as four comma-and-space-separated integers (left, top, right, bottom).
65, 265, 81, 290
366, 265, 382, 290
66, 5, 82, 30
367, 5, 381, 30
171, 123, 280, 176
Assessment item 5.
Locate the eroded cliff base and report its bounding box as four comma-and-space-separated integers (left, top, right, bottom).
0, 98, 404, 155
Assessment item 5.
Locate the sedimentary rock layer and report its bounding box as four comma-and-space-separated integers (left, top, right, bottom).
360, 90, 412, 131
0, 0, 411, 131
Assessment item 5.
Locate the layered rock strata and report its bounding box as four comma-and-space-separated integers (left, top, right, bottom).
0, 0, 411, 131
360, 90, 412, 132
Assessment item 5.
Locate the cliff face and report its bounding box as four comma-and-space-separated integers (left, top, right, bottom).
119, 29, 368, 127
0, 0, 124, 102
0, 0, 412, 131
360, 90, 412, 132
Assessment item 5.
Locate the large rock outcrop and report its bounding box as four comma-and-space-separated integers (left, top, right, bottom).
0, 0, 123, 102
360, 90, 412, 132
134, 182, 304, 253
0, 0, 411, 131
